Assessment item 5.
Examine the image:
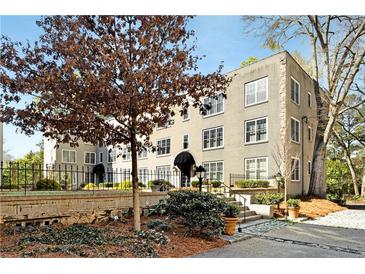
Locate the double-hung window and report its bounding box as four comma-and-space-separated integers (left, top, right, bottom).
308, 126, 313, 142
183, 134, 189, 150
203, 94, 224, 117
291, 158, 300, 181
182, 108, 189, 121
244, 157, 268, 179
291, 117, 300, 143
157, 138, 171, 156
123, 146, 131, 161
203, 127, 224, 150
62, 150, 76, 164
138, 148, 148, 159
156, 165, 171, 180
244, 77, 268, 107
84, 152, 96, 165
202, 161, 224, 181
108, 149, 117, 163
291, 77, 300, 105
308, 92, 312, 108
245, 117, 268, 144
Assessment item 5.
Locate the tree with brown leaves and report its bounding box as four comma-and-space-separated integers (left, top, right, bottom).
0, 16, 231, 230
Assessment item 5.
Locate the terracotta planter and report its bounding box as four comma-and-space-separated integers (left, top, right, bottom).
288, 207, 300, 218
224, 217, 239, 236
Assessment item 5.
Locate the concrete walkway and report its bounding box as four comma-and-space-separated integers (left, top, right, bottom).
193, 222, 365, 258
304, 209, 365, 230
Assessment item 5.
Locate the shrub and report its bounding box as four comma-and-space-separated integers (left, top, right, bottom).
146, 219, 172, 232
138, 182, 146, 188
113, 180, 133, 190
235, 180, 269, 188
326, 193, 345, 205
256, 193, 284, 208
211, 181, 222, 188
164, 190, 227, 237
287, 198, 300, 208
83, 183, 97, 190
36, 178, 60, 190
224, 204, 240, 218
191, 181, 199, 188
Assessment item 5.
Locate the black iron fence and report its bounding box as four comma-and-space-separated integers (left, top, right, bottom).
0, 162, 185, 194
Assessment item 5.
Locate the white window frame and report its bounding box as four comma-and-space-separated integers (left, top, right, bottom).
182, 133, 189, 150
123, 145, 131, 161
308, 126, 313, 142
99, 152, 103, 163
244, 117, 268, 144
157, 137, 171, 157
308, 161, 312, 175
84, 151, 96, 165
202, 161, 224, 182
291, 157, 301, 182
138, 148, 148, 160
202, 94, 225, 118
202, 126, 224, 150
244, 157, 269, 179
244, 76, 268, 107
291, 117, 301, 144
182, 108, 189, 121
61, 149, 77, 164
290, 77, 301, 105
307, 92, 312, 108
156, 165, 171, 180
108, 149, 116, 163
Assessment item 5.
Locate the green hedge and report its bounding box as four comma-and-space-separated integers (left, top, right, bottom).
235, 180, 269, 188
36, 178, 60, 190
256, 193, 284, 206
147, 179, 173, 188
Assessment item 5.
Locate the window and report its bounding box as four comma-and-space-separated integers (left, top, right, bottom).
108, 149, 117, 163
308, 92, 312, 107
182, 108, 189, 121
183, 134, 189, 150
308, 161, 311, 175
62, 150, 76, 163
157, 138, 171, 156
291, 77, 300, 105
244, 77, 268, 107
157, 120, 173, 129
203, 94, 224, 117
99, 152, 103, 163
202, 161, 224, 181
245, 117, 268, 144
123, 146, 131, 161
244, 157, 268, 179
138, 148, 148, 159
203, 126, 224, 150
291, 118, 300, 143
156, 165, 171, 180
291, 158, 300, 181
308, 126, 313, 142
138, 168, 149, 184
84, 152, 96, 165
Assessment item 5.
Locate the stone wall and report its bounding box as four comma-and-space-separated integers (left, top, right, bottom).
0, 192, 166, 226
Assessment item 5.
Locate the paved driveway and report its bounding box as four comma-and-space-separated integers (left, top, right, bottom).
193, 222, 365, 258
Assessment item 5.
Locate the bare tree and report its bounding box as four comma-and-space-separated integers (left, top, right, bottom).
243, 16, 365, 196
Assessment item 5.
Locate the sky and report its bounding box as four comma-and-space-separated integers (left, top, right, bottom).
0, 15, 311, 159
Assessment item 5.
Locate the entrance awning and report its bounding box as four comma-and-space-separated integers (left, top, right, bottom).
174, 151, 196, 167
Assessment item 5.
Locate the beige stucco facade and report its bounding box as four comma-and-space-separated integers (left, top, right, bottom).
44, 51, 320, 196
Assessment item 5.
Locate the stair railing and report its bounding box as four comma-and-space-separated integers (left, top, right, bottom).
217, 183, 247, 230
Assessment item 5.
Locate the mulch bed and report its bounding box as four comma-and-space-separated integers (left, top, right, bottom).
275, 197, 347, 219
0, 216, 227, 258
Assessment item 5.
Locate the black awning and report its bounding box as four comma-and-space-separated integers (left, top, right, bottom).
93, 163, 105, 174
174, 151, 196, 168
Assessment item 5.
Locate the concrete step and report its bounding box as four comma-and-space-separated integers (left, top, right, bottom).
238, 210, 257, 217
238, 214, 262, 224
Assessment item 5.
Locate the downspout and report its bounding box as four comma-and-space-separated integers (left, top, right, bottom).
301, 116, 308, 195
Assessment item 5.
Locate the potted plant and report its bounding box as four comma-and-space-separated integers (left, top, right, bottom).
287, 198, 300, 218
223, 204, 240, 236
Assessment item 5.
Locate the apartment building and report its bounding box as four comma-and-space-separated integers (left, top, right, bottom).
44, 51, 319, 195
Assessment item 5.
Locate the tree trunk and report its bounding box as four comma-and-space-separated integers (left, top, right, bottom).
344, 151, 359, 196
130, 130, 141, 231
308, 76, 327, 197
361, 170, 365, 197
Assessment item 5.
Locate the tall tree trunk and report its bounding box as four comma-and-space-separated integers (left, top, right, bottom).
130, 129, 141, 231
344, 151, 359, 196
361, 169, 365, 197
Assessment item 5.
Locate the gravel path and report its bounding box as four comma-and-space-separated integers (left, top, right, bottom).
305, 210, 365, 230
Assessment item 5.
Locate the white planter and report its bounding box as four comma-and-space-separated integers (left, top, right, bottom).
249, 204, 274, 218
